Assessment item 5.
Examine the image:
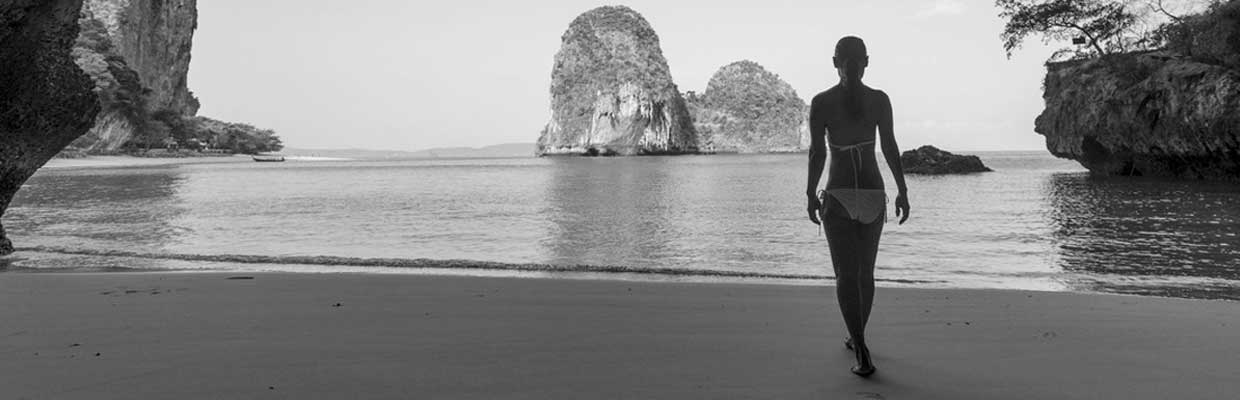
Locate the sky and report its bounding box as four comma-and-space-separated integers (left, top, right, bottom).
188, 0, 1066, 152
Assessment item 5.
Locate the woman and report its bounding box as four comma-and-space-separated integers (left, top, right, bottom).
805, 36, 910, 377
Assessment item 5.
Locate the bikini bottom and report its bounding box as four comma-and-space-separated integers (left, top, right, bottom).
820, 189, 887, 225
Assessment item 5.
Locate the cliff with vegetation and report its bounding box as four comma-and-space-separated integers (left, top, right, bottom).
61, 0, 279, 156
686, 60, 807, 153
1034, 1, 1240, 180
537, 6, 697, 156
1, 0, 101, 254
68, 0, 198, 152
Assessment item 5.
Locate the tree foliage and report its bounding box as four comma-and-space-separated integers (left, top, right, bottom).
998, 0, 1142, 60
1157, 0, 1240, 67
191, 117, 284, 154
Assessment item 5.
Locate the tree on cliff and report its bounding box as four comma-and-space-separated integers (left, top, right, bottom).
998, 0, 1141, 60
1156, 0, 1240, 68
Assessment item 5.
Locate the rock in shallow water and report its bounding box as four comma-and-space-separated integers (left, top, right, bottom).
0, 0, 101, 255
537, 6, 697, 156
900, 146, 992, 175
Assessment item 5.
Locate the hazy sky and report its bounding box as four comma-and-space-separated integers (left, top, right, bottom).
189, 0, 1064, 152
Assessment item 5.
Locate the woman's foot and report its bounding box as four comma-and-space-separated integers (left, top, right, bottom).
851, 341, 876, 377
844, 337, 855, 351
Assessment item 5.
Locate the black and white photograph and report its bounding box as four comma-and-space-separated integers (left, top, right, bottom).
2, 0, 1238, 398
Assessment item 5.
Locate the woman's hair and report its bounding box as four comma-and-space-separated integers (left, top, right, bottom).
835, 36, 867, 121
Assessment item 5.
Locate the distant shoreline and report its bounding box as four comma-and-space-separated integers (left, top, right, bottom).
40, 155, 253, 170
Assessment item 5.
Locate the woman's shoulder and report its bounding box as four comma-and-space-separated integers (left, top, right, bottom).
813, 85, 888, 99
865, 86, 890, 101
811, 87, 838, 104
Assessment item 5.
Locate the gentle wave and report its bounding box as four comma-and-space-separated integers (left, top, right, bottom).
16, 246, 938, 284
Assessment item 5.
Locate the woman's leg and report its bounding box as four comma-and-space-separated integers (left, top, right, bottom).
822, 196, 864, 345
855, 216, 884, 333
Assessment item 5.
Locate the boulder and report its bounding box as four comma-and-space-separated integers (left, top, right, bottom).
900, 145, 992, 175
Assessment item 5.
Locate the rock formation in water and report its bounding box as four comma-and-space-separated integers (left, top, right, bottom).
537, 6, 697, 156
0, 0, 101, 254
686, 60, 808, 153
900, 145, 992, 175
67, 0, 198, 152
1037, 53, 1240, 179
1035, 3, 1240, 180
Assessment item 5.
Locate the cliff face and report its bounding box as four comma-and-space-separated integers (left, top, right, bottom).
687, 60, 808, 153
85, 0, 196, 114
70, 0, 197, 152
538, 6, 697, 156
0, 0, 101, 254
1036, 52, 1240, 180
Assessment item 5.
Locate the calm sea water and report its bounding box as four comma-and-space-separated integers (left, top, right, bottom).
3, 152, 1239, 300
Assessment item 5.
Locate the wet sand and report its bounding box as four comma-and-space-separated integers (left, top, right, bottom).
1, 272, 1236, 399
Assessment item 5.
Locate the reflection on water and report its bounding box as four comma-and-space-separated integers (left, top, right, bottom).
542, 156, 820, 276
1044, 173, 1240, 299
3, 153, 1238, 300
544, 157, 676, 267
7, 168, 185, 251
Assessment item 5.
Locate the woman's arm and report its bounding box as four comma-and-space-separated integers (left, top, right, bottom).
806, 94, 827, 225
876, 90, 910, 224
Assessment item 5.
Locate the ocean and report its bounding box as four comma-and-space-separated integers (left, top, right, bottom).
4, 152, 1238, 300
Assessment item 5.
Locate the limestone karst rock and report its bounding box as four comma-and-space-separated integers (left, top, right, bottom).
900, 145, 992, 175
686, 60, 808, 153
0, 0, 101, 254
69, 0, 198, 152
1036, 52, 1240, 180
537, 5, 697, 156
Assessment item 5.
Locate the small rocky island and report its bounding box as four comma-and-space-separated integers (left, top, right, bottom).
900, 146, 992, 175
537, 6, 809, 156
686, 60, 808, 153
536, 6, 698, 156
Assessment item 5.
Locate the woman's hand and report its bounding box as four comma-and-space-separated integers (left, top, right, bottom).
895, 192, 910, 225
807, 194, 823, 225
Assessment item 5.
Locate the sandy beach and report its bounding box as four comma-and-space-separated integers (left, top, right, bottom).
1, 272, 1236, 399
39, 155, 254, 170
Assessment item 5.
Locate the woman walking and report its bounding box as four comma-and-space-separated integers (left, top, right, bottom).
805, 36, 910, 377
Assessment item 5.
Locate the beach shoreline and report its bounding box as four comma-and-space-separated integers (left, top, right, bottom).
1, 272, 1235, 399
40, 155, 253, 170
